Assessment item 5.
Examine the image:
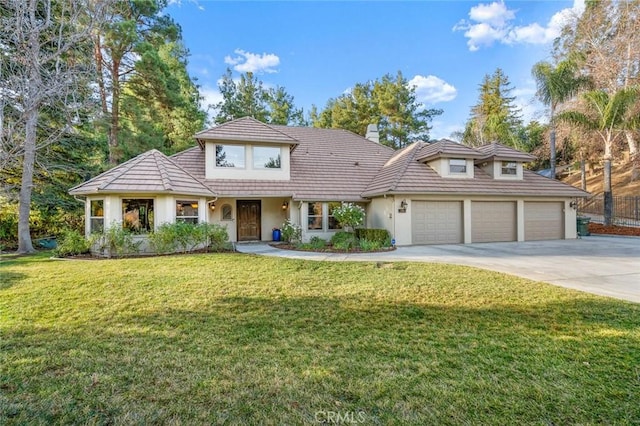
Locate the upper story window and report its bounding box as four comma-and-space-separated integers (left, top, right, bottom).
176, 200, 199, 224
90, 200, 104, 233
449, 158, 467, 174
253, 146, 281, 169
216, 145, 245, 168
122, 199, 154, 233
501, 161, 517, 176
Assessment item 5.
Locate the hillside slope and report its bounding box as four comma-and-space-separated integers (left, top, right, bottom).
562, 163, 640, 197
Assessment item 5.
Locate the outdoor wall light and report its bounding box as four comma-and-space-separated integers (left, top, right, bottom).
400, 200, 408, 209
209, 202, 216, 211
282, 201, 289, 210
569, 200, 577, 210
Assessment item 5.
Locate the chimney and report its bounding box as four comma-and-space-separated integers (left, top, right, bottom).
365, 124, 379, 143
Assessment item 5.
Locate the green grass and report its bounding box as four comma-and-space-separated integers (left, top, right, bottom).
1, 252, 639, 424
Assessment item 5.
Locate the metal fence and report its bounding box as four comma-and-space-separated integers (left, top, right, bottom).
576, 195, 640, 227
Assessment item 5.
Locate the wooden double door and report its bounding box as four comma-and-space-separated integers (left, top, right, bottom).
237, 200, 261, 241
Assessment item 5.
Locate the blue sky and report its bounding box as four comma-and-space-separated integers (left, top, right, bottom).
167, 0, 585, 140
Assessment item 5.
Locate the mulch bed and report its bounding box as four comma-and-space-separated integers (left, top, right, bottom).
271, 243, 396, 253
588, 222, 640, 237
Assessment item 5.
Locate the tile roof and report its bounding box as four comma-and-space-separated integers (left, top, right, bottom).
173, 126, 395, 201
194, 116, 299, 147
69, 149, 215, 197
476, 142, 537, 162
362, 142, 588, 198
415, 139, 484, 162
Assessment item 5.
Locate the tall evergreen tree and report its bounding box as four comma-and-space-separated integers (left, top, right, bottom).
93, 0, 204, 164
311, 71, 442, 149
213, 69, 304, 126
462, 69, 522, 147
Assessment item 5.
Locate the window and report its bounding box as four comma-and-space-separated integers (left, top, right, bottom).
328, 202, 342, 230
253, 146, 281, 169
90, 200, 104, 233
221, 204, 232, 221
122, 199, 154, 233
449, 158, 467, 174
176, 200, 199, 224
501, 161, 517, 176
216, 145, 245, 168
307, 202, 323, 230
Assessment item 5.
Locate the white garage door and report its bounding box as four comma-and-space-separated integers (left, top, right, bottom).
412, 201, 463, 245
525, 202, 564, 241
471, 201, 517, 243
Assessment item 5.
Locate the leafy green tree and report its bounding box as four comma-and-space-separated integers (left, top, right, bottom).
557, 87, 640, 225
462, 68, 522, 148
311, 71, 442, 149
532, 58, 591, 178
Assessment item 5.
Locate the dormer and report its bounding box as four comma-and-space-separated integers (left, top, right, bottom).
474, 142, 536, 180
415, 139, 484, 178
194, 117, 299, 181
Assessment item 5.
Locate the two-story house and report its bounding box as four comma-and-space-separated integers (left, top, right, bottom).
69, 117, 587, 247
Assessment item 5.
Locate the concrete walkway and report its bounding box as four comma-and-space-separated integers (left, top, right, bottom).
236, 236, 640, 303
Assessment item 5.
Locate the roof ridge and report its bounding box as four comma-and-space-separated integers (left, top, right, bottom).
153, 151, 174, 192
389, 142, 423, 192
97, 150, 153, 191
258, 119, 301, 142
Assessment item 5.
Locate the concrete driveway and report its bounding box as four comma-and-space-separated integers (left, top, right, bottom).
236, 236, 640, 303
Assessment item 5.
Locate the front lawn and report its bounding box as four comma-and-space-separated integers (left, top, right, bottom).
1, 253, 639, 424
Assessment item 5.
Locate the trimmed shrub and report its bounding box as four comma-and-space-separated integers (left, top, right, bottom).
330, 231, 357, 250
54, 230, 90, 257
355, 228, 390, 245
201, 223, 230, 251
309, 236, 327, 249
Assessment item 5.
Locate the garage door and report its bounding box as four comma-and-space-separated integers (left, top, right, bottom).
471, 201, 517, 243
525, 202, 564, 241
412, 201, 463, 244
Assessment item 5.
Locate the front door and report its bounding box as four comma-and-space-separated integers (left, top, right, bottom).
237, 200, 261, 241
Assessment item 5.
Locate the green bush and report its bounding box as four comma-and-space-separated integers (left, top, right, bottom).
309, 236, 327, 249
91, 224, 141, 258
53, 230, 90, 257
281, 219, 301, 243
149, 222, 230, 254
358, 238, 382, 252
201, 223, 230, 251
331, 203, 365, 230
330, 231, 357, 250
355, 228, 391, 246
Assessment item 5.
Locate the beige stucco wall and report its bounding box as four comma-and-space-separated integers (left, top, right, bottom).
84, 194, 208, 237
205, 142, 291, 180
427, 158, 475, 178
386, 194, 578, 246
207, 197, 290, 242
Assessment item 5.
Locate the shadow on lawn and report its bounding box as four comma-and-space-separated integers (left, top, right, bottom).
2, 295, 640, 424
0, 271, 25, 290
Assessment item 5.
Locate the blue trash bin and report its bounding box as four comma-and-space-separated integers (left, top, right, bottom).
272, 228, 281, 241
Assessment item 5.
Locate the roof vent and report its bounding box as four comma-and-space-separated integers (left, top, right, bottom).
365, 124, 379, 143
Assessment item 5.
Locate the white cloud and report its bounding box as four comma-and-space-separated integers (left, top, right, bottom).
199, 85, 223, 120
454, 0, 585, 51
430, 121, 465, 141
468, 1, 514, 27
224, 49, 280, 74
408, 75, 457, 104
